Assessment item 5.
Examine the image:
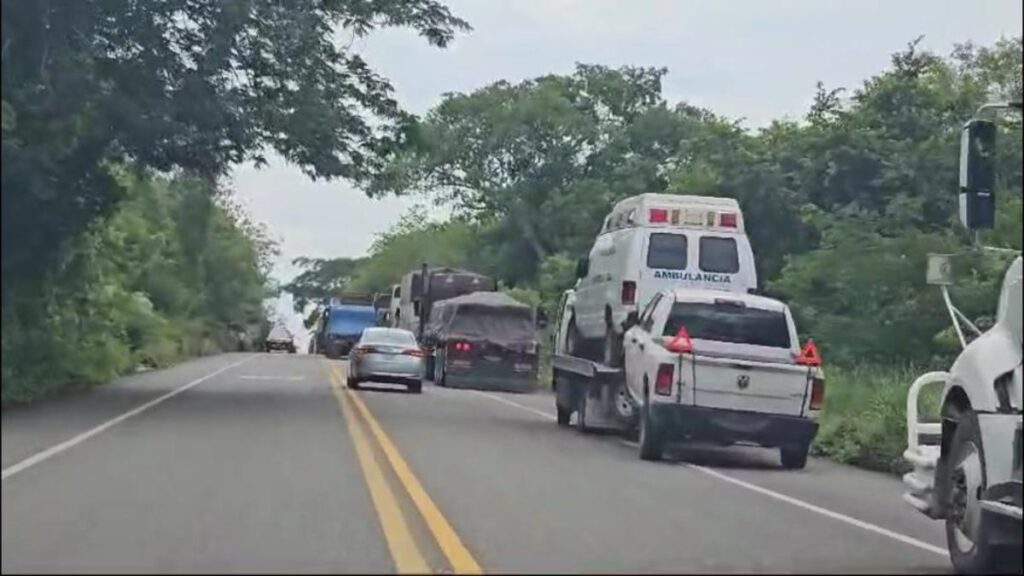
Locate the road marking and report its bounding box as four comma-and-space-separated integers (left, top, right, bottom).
467, 390, 557, 421
1, 355, 255, 481
336, 366, 483, 575
239, 375, 305, 381
689, 465, 947, 556
326, 365, 430, 574
473, 390, 948, 558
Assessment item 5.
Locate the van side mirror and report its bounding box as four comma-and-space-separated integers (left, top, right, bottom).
958, 118, 997, 230
575, 257, 589, 279
624, 311, 640, 330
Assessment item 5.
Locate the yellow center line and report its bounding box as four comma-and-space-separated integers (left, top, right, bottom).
324, 363, 430, 575
330, 364, 484, 575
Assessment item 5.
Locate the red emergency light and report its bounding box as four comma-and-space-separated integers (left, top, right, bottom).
719, 212, 738, 228
649, 209, 668, 223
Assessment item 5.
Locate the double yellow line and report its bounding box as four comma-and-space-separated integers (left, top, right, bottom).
325, 362, 483, 575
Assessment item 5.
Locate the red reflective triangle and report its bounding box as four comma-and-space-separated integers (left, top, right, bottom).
667, 325, 693, 353
797, 339, 822, 366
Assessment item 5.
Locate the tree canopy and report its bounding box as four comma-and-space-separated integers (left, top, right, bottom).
1, 0, 469, 299
301, 36, 1022, 366
1, 0, 470, 403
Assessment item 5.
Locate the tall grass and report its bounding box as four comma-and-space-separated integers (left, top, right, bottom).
811, 364, 942, 474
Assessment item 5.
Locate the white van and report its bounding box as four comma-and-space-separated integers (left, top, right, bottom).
570, 193, 757, 365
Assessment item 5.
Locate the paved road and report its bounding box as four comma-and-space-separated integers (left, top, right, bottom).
2, 353, 954, 573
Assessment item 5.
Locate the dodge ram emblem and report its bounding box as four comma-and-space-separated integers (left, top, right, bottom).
737, 374, 750, 390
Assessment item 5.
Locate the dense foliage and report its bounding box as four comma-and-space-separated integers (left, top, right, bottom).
1, 0, 469, 402
295, 37, 1022, 369
1, 173, 276, 403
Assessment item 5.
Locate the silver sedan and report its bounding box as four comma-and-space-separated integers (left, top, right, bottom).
347, 328, 425, 393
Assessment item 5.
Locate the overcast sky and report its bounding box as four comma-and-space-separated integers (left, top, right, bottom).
233, 0, 1022, 295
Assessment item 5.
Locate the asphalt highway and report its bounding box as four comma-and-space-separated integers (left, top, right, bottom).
2, 353, 953, 574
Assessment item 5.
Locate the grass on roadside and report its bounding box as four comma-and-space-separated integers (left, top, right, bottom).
811, 364, 942, 475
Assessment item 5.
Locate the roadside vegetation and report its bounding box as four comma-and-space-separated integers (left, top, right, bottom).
290, 36, 1022, 474
1, 0, 469, 404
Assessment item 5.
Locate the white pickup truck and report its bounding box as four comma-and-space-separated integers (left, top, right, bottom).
553, 288, 824, 468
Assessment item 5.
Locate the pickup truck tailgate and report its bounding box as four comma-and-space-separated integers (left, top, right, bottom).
689, 354, 811, 416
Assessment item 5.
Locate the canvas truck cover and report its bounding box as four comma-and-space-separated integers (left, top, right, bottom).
425, 292, 536, 349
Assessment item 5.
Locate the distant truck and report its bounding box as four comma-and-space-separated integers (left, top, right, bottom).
393, 266, 498, 340
373, 291, 393, 326
313, 295, 378, 359
264, 324, 297, 354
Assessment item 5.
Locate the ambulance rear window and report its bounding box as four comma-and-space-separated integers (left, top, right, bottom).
699, 237, 739, 274
647, 233, 687, 270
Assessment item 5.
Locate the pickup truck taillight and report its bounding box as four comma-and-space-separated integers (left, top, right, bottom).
655, 364, 674, 396
621, 281, 636, 305
809, 376, 825, 411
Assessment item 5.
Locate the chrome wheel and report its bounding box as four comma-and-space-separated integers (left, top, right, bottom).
614, 384, 635, 421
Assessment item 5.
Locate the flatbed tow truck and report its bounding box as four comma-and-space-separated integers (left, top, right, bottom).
552, 353, 634, 433
550, 287, 824, 468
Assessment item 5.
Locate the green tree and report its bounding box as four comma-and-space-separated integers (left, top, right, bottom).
282, 257, 367, 314
1, 0, 469, 303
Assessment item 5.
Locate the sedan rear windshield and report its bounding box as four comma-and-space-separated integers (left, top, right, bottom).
662, 302, 790, 349
361, 329, 417, 346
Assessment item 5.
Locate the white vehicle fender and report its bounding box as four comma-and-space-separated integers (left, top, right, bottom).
944, 324, 1022, 413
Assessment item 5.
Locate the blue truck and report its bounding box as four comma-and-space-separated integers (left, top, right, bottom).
313, 295, 378, 359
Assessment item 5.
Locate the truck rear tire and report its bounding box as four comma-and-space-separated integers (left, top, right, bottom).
566, 316, 581, 357
603, 324, 623, 368
556, 404, 571, 426
639, 394, 665, 461
780, 444, 810, 470
944, 410, 1005, 575
347, 377, 360, 390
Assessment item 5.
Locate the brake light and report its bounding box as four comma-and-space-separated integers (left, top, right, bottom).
809, 376, 825, 410
403, 348, 426, 357
452, 341, 473, 353
649, 208, 668, 223
796, 340, 822, 366
666, 325, 693, 354
621, 281, 636, 305
354, 345, 376, 356
719, 212, 738, 228
655, 364, 674, 396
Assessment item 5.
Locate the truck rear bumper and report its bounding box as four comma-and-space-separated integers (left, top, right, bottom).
445, 369, 534, 393
650, 403, 818, 448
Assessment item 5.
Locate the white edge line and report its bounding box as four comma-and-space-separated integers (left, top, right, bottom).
468, 389, 557, 421
690, 465, 948, 557
470, 390, 948, 558
2, 355, 255, 481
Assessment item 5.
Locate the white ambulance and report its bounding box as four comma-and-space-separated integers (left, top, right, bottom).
569, 193, 757, 366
